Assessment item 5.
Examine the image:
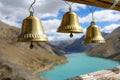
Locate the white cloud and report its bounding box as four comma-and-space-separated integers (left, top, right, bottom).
0, 0, 87, 41
36, 0, 87, 18
1, 19, 20, 27
42, 19, 60, 33
102, 24, 120, 33
48, 33, 83, 41
79, 10, 120, 23
0, 0, 120, 41
0, 0, 87, 27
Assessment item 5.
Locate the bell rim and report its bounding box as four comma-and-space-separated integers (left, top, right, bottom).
57, 30, 83, 33
17, 34, 48, 42
57, 25, 83, 33
17, 38, 48, 42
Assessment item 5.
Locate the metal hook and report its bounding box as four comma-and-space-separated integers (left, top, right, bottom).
65, 1, 74, 12
110, 0, 120, 9
29, 0, 36, 13
87, 6, 97, 21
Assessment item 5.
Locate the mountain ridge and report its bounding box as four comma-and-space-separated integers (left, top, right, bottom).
49, 33, 108, 53
49, 27, 120, 61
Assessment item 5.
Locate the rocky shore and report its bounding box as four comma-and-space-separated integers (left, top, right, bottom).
66, 66, 120, 80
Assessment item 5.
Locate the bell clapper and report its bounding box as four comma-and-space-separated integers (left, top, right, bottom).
70, 33, 73, 38
30, 42, 34, 49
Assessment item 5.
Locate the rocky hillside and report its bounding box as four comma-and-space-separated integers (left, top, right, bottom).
0, 21, 67, 80
87, 27, 120, 61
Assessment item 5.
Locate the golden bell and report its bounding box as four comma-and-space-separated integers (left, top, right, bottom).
17, 12, 48, 48
57, 11, 83, 38
83, 21, 105, 44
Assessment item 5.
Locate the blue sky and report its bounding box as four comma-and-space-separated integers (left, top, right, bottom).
0, 0, 120, 41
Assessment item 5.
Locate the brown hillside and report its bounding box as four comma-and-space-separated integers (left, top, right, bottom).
0, 21, 66, 80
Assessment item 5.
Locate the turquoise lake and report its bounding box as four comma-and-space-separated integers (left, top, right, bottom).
40, 53, 119, 80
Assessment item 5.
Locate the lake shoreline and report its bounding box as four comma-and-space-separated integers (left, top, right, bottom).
40, 53, 119, 80
39, 59, 68, 80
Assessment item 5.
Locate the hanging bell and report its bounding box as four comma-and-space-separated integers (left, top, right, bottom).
17, 12, 48, 48
83, 21, 105, 44
57, 11, 83, 38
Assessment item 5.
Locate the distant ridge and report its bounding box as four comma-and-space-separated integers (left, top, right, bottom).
49, 33, 108, 53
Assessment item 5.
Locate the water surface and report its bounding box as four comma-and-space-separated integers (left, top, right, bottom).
40, 53, 119, 80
